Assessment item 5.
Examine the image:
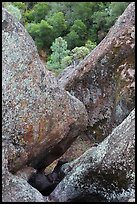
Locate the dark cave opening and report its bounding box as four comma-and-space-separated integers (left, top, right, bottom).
27, 160, 67, 196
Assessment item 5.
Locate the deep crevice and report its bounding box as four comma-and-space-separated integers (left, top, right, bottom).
27, 160, 67, 196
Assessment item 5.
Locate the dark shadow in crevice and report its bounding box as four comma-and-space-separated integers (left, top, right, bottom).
28, 160, 67, 196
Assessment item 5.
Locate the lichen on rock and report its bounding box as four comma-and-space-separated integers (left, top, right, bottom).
2, 7, 88, 174
58, 2, 135, 143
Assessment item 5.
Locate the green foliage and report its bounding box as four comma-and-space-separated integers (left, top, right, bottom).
61, 55, 73, 68
61, 46, 91, 69
32, 3, 50, 23
92, 11, 109, 31
24, 3, 50, 24
65, 30, 81, 50
7, 1, 130, 74
70, 46, 90, 65
106, 2, 130, 27
26, 23, 39, 39
47, 12, 67, 38
47, 37, 70, 70
24, 2, 37, 10
26, 20, 54, 52
85, 40, 97, 51
12, 2, 26, 11
5, 4, 22, 21
72, 2, 100, 24
24, 9, 35, 23
70, 20, 87, 37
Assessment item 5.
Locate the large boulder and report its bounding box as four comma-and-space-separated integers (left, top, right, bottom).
49, 109, 135, 202
58, 3, 135, 142
2, 8, 88, 174
2, 139, 45, 202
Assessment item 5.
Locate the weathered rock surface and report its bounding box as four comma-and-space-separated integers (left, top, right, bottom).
2, 139, 45, 202
2, 8, 88, 174
49, 109, 135, 202
58, 3, 135, 142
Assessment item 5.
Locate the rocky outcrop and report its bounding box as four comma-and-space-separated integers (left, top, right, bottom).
58, 3, 135, 142
2, 8, 88, 174
2, 139, 45, 202
2, 3, 135, 202
49, 109, 135, 202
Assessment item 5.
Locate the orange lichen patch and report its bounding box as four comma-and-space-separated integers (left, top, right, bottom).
20, 100, 27, 109
38, 118, 47, 142
23, 124, 34, 144
21, 116, 28, 123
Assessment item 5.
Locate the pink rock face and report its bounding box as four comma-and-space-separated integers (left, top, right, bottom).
2, 8, 88, 173
58, 2, 135, 142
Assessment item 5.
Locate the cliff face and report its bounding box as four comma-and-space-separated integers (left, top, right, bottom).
2, 7, 88, 173
58, 2, 135, 142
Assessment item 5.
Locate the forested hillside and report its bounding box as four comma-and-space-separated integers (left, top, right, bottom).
3, 2, 130, 74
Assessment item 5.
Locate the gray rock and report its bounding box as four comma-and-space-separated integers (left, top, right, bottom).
50, 109, 135, 202
2, 140, 45, 202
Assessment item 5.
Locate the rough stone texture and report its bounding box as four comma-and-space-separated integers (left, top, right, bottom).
2, 139, 45, 202
49, 109, 135, 202
58, 3, 135, 142
2, 8, 88, 173
15, 166, 37, 181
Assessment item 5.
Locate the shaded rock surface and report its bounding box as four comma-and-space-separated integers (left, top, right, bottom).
58, 2, 135, 142
2, 7, 88, 174
2, 139, 45, 202
50, 109, 135, 202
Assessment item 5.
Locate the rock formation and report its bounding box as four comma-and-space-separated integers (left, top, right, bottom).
2, 7, 88, 174
2, 139, 45, 202
49, 109, 135, 202
58, 2, 135, 142
28, 160, 67, 196
2, 2, 135, 202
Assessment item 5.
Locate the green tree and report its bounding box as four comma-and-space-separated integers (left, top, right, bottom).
24, 9, 35, 23
61, 55, 73, 68
72, 2, 101, 27
65, 30, 82, 50
12, 2, 27, 11
70, 46, 90, 65
85, 40, 97, 51
70, 20, 87, 39
13, 1, 129, 60
65, 19, 87, 49
26, 20, 54, 52
62, 46, 91, 68
33, 2, 50, 23
24, 2, 50, 24
106, 2, 130, 27
47, 12, 67, 38
5, 3, 22, 21
25, 2, 37, 10
47, 37, 70, 70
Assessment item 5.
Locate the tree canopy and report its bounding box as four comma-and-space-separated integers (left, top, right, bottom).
3, 2, 130, 74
